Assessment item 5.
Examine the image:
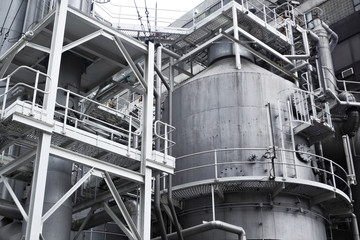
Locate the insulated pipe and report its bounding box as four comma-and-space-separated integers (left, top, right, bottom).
307, 30, 319, 42
321, 22, 338, 52
151, 220, 246, 240
313, 18, 337, 93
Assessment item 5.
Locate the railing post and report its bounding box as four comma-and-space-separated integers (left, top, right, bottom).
263, 5, 267, 24
127, 116, 132, 156
164, 124, 168, 163
1, 76, 10, 119
287, 100, 298, 178
214, 150, 218, 180
330, 161, 336, 189
211, 184, 216, 221
31, 70, 40, 116
62, 89, 70, 133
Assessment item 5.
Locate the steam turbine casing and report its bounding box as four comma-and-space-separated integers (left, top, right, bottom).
170, 57, 326, 239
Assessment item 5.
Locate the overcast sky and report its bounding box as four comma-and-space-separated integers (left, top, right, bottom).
95, 0, 205, 27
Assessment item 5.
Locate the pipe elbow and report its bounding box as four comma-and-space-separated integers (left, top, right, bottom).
321, 22, 338, 52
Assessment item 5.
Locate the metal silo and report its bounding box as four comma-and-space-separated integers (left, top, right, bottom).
167, 45, 328, 239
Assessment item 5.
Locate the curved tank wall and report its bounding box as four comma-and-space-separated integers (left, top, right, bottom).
172, 57, 318, 186
178, 193, 327, 240
170, 57, 327, 239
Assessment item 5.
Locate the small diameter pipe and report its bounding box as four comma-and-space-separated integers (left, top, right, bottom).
151, 220, 246, 240
154, 45, 168, 240
167, 56, 184, 240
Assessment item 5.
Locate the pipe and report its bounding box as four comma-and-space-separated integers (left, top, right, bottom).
321, 22, 338, 52
72, 204, 117, 230
154, 45, 168, 240
151, 220, 246, 240
313, 18, 336, 93
167, 57, 184, 240
307, 30, 319, 42
352, 214, 360, 240
0, 199, 22, 220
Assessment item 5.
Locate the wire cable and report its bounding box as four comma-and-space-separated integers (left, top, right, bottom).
0, 0, 14, 36
1, 0, 25, 48
133, 0, 147, 37
144, 0, 151, 35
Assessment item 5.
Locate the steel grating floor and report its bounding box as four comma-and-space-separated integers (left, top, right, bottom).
169, 177, 352, 214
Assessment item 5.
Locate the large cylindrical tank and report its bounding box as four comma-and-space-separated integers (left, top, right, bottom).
170, 53, 327, 239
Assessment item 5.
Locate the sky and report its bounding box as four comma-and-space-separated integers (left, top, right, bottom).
94, 0, 205, 28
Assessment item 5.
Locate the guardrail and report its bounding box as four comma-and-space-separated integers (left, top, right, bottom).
154, 120, 176, 159
322, 66, 360, 105
0, 66, 51, 119
289, 88, 332, 128
174, 147, 351, 197
55, 87, 142, 153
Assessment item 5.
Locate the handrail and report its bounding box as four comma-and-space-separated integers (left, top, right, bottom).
322, 66, 360, 105
57, 87, 138, 122
56, 87, 142, 154
0, 66, 51, 118
173, 147, 351, 196
154, 120, 176, 160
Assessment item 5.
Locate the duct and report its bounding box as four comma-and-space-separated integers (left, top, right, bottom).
151, 220, 246, 240
321, 22, 338, 52
0, 199, 22, 220
352, 213, 360, 240
313, 18, 337, 93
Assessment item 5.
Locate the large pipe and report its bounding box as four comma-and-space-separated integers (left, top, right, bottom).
313, 18, 337, 93
151, 220, 246, 240
321, 22, 338, 52
0, 199, 22, 220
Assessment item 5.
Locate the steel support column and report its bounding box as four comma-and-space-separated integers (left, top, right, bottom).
232, 3, 241, 69
139, 42, 155, 240
43, 0, 69, 122
25, 0, 69, 238
25, 132, 52, 240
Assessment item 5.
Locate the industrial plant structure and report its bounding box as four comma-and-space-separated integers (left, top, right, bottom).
0, 0, 360, 240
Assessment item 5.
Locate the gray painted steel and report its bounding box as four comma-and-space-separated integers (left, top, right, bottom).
170, 56, 326, 239
42, 157, 73, 240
